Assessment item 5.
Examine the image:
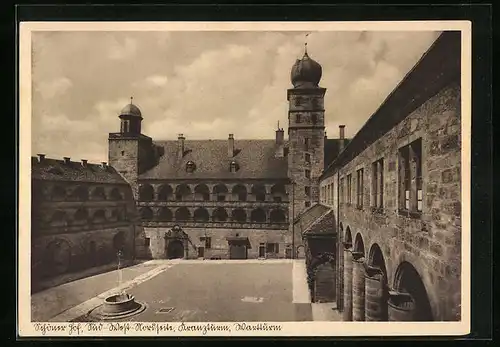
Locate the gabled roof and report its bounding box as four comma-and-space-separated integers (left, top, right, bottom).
139, 139, 289, 180
293, 203, 330, 233
31, 157, 127, 184
303, 209, 336, 237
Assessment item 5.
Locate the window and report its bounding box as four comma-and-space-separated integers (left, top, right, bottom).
311, 114, 318, 124
372, 159, 384, 210
229, 161, 238, 173
144, 238, 150, 247
356, 168, 364, 209
304, 138, 310, 151
296, 114, 302, 123
305, 153, 311, 164
305, 186, 311, 197
294, 97, 302, 106
305, 169, 311, 179
346, 174, 352, 204
266, 243, 279, 253
186, 161, 196, 173
305, 201, 311, 207
205, 237, 212, 249
121, 151, 125, 156
398, 138, 422, 215
340, 177, 345, 204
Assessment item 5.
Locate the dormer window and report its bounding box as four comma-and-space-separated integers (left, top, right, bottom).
229, 161, 239, 173
186, 161, 196, 173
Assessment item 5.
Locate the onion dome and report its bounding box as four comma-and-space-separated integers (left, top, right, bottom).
290, 48, 322, 88
119, 97, 142, 118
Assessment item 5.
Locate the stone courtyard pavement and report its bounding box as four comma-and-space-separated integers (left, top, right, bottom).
31, 259, 341, 322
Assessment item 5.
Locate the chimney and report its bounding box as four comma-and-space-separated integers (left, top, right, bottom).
276, 128, 284, 145
63, 157, 71, 165
101, 161, 107, 169
177, 134, 185, 160
37, 154, 45, 163
339, 125, 346, 152
228, 134, 234, 157
81, 159, 88, 167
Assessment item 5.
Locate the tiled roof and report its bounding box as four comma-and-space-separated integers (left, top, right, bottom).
139, 139, 289, 180
31, 157, 127, 184
303, 209, 336, 236
293, 203, 330, 233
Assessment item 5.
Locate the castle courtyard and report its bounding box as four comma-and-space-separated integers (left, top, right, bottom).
32, 260, 341, 323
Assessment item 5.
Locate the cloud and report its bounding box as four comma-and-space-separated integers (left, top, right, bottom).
35, 77, 73, 99
31, 30, 441, 163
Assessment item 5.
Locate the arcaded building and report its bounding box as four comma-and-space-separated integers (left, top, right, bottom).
107, 47, 346, 260
309, 31, 462, 321
30, 156, 138, 291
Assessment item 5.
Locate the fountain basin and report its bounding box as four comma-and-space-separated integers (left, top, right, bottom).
102, 293, 137, 315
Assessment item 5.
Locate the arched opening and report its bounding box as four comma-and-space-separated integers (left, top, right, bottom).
73, 208, 88, 225
212, 207, 228, 222
92, 209, 106, 223
140, 207, 153, 221
50, 210, 67, 227
366, 243, 389, 321
175, 207, 191, 221
271, 184, 287, 202
175, 184, 192, 201
194, 184, 210, 201
213, 184, 229, 201
45, 239, 71, 276
158, 184, 174, 201
353, 233, 365, 255
110, 208, 123, 222
232, 184, 247, 201
270, 209, 286, 223
250, 208, 266, 223
139, 184, 154, 201
91, 186, 107, 201
158, 207, 173, 221
167, 240, 184, 259
393, 261, 433, 321
194, 208, 210, 222
251, 184, 266, 202
345, 226, 353, 247
110, 187, 123, 200
51, 185, 66, 201
368, 243, 387, 276
71, 186, 88, 201
231, 208, 246, 222
113, 231, 126, 254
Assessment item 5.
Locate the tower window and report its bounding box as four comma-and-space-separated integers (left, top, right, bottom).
311, 114, 318, 125
305, 186, 311, 197
304, 138, 310, 151
186, 161, 196, 173
305, 169, 311, 179
305, 153, 311, 164
296, 114, 302, 123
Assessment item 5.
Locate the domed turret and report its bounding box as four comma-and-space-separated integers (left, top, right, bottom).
290, 47, 322, 88
120, 102, 142, 118
118, 97, 143, 135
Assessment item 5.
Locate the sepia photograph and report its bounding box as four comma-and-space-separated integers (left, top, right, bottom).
18, 20, 471, 337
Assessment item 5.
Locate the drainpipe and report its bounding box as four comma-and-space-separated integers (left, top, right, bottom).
292, 180, 295, 259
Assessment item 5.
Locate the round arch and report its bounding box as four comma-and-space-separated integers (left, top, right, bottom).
158, 184, 173, 201
194, 208, 210, 222
194, 184, 210, 201
158, 207, 173, 221
270, 209, 286, 223
231, 208, 246, 222
175, 207, 191, 221
393, 261, 434, 321
71, 185, 88, 201
345, 226, 353, 246
251, 184, 266, 202
250, 208, 266, 223
140, 207, 154, 220
368, 243, 387, 276
92, 209, 106, 223
139, 184, 154, 201
91, 186, 107, 201
212, 207, 228, 222
110, 187, 123, 200
175, 184, 192, 201
232, 184, 247, 201
353, 232, 365, 255
73, 208, 88, 225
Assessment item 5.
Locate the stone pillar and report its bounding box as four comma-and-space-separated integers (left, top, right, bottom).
365, 266, 388, 321
342, 247, 353, 321
352, 253, 366, 321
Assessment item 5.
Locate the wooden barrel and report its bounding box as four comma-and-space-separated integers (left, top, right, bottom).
388, 291, 416, 321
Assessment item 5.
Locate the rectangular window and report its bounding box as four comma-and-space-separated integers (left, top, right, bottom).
266, 243, 279, 253
372, 158, 384, 210
305, 186, 311, 197
305, 153, 311, 164
144, 238, 150, 247
346, 174, 352, 204
398, 138, 423, 215
305, 201, 311, 207
205, 237, 212, 249
305, 169, 311, 179
304, 138, 310, 151
340, 177, 345, 204
356, 168, 364, 209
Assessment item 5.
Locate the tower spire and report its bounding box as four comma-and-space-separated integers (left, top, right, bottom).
304, 33, 310, 55
130, 96, 134, 105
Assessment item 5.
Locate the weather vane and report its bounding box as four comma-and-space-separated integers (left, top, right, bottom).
130, 96, 133, 104
305, 33, 310, 54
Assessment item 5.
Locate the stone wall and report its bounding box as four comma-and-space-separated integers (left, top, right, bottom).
321, 80, 461, 321
143, 226, 294, 260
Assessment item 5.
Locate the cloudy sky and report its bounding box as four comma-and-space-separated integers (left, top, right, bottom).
31, 30, 441, 163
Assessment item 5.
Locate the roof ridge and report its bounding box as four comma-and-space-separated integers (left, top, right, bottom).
302, 208, 332, 234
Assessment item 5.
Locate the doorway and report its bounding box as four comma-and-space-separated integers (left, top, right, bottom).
258, 243, 266, 258
229, 244, 247, 259
198, 247, 205, 258
167, 240, 184, 259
